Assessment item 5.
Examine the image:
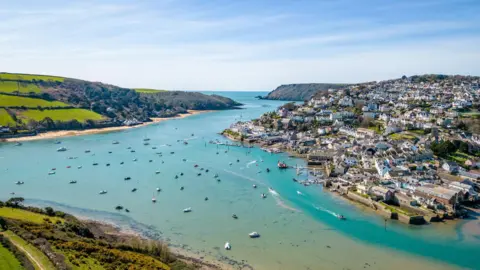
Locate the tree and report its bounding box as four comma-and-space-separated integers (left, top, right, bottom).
45, 207, 55, 216
6, 197, 24, 208
0, 217, 7, 230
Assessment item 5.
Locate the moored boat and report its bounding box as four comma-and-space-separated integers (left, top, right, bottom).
248, 232, 260, 238
57, 147, 67, 152
224, 242, 231, 250
183, 207, 192, 213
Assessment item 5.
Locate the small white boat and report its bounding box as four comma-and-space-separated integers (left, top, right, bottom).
48, 171, 56, 175
224, 242, 231, 250
15, 142, 22, 146
261, 193, 267, 198
99, 190, 107, 195
337, 214, 346, 220
156, 187, 161, 192
112, 141, 120, 145
133, 158, 137, 161
248, 232, 260, 238
57, 147, 67, 152
253, 184, 257, 188
15, 181, 24, 185
152, 197, 157, 203
183, 207, 192, 213
78, 166, 82, 169
297, 191, 303, 195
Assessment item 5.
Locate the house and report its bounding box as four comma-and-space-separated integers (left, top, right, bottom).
394, 193, 416, 207
442, 161, 459, 173
369, 186, 394, 202
416, 185, 461, 207
356, 184, 369, 195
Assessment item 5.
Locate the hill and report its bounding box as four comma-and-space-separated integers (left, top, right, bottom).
261, 83, 347, 101
0, 73, 241, 135
0, 199, 205, 269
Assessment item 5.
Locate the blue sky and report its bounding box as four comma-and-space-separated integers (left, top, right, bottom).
1, 0, 479, 90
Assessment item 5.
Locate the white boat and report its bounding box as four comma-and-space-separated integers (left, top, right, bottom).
156, 187, 161, 192
133, 158, 137, 161
15, 142, 22, 146
48, 171, 56, 175
224, 242, 231, 250
99, 190, 107, 195
112, 141, 120, 144
152, 197, 157, 203
337, 214, 346, 220
261, 193, 266, 198
15, 181, 24, 185
183, 207, 192, 213
248, 232, 260, 238
253, 184, 257, 188
57, 147, 67, 152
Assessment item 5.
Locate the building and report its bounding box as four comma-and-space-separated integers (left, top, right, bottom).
442, 161, 459, 173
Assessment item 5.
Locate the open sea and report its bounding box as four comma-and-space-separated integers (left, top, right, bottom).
1, 91, 479, 269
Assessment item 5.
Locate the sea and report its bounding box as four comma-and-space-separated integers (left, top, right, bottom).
0, 91, 479, 270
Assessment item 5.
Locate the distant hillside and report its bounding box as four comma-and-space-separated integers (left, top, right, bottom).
0, 73, 241, 133
262, 83, 347, 101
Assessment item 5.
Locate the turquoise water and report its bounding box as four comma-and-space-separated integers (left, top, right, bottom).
1, 92, 478, 269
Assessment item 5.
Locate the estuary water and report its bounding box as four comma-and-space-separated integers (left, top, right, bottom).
1, 92, 479, 270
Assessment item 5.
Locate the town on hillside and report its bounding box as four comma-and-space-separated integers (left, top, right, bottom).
224, 75, 480, 225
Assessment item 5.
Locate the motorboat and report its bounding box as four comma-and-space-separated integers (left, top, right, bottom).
85, 150, 91, 153
106, 163, 110, 167
224, 242, 231, 250
180, 186, 184, 190
205, 169, 209, 173
156, 187, 161, 192
191, 133, 194, 136
232, 214, 238, 219
131, 188, 137, 192
112, 141, 120, 144
15, 142, 22, 146
124, 177, 131, 180
131, 150, 136, 153
127, 147, 132, 149
253, 184, 257, 188
48, 171, 56, 175
277, 161, 287, 169
66, 166, 71, 168
214, 174, 219, 178
175, 175, 179, 179
51, 168, 56, 171
261, 193, 267, 198
120, 162, 124, 165
152, 197, 157, 203
170, 151, 175, 154
229, 162, 232, 165
93, 163, 99, 166
133, 158, 137, 161
237, 159, 240, 162
115, 205, 123, 210
200, 168, 204, 171
57, 147, 67, 152
77, 166, 82, 169
143, 138, 150, 141
183, 207, 192, 213
99, 190, 107, 195
125, 209, 130, 213
54, 141, 61, 144
155, 171, 160, 174
180, 172, 184, 176
337, 214, 346, 220
183, 141, 188, 145
108, 151, 112, 154
152, 147, 157, 149
293, 178, 298, 182
248, 232, 260, 238
149, 160, 153, 163
217, 179, 221, 182
197, 173, 201, 176
144, 142, 150, 146
205, 197, 209, 201
182, 159, 187, 162
266, 168, 270, 173
15, 181, 24, 185
69, 180, 77, 184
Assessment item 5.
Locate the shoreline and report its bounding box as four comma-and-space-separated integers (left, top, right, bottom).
3, 110, 214, 143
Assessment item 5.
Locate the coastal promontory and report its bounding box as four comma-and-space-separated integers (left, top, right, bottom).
261, 83, 347, 101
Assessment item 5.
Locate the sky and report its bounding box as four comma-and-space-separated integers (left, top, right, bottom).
1, 0, 479, 90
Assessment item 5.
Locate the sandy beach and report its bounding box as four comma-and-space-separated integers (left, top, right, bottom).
4, 110, 214, 142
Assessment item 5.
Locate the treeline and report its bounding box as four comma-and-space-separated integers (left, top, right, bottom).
430, 140, 477, 157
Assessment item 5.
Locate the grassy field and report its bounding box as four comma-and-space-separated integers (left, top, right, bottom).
1, 231, 55, 270
19, 109, 104, 123
0, 81, 41, 94
0, 109, 15, 126
134, 88, 167, 93
389, 133, 417, 141
0, 95, 69, 108
0, 207, 64, 224
0, 243, 23, 270
0, 73, 64, 82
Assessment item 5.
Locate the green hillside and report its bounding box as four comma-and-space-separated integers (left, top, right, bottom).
0, 72, 240, 135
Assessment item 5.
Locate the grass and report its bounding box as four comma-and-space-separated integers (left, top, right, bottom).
1, 231, 56, 270
58, 249, 105, 270
0, 95, 69, 108
134, 88, 167, 93
0, 81, 41, 94
0, 207, 65, 224
19, 109, 104, 123
0, 73, 64, 82
0, 243, 23, 270
389, 133, 417, 141
447, 150, 474, 164
409, 129, 428, 135
0, 109, 15, 126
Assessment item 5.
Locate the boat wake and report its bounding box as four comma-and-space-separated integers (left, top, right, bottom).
268, 188, 279, 197
296, 190, 304, 196
246, 160, 257, 168
223, 169, 262, 185
313, 204, 340, 218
